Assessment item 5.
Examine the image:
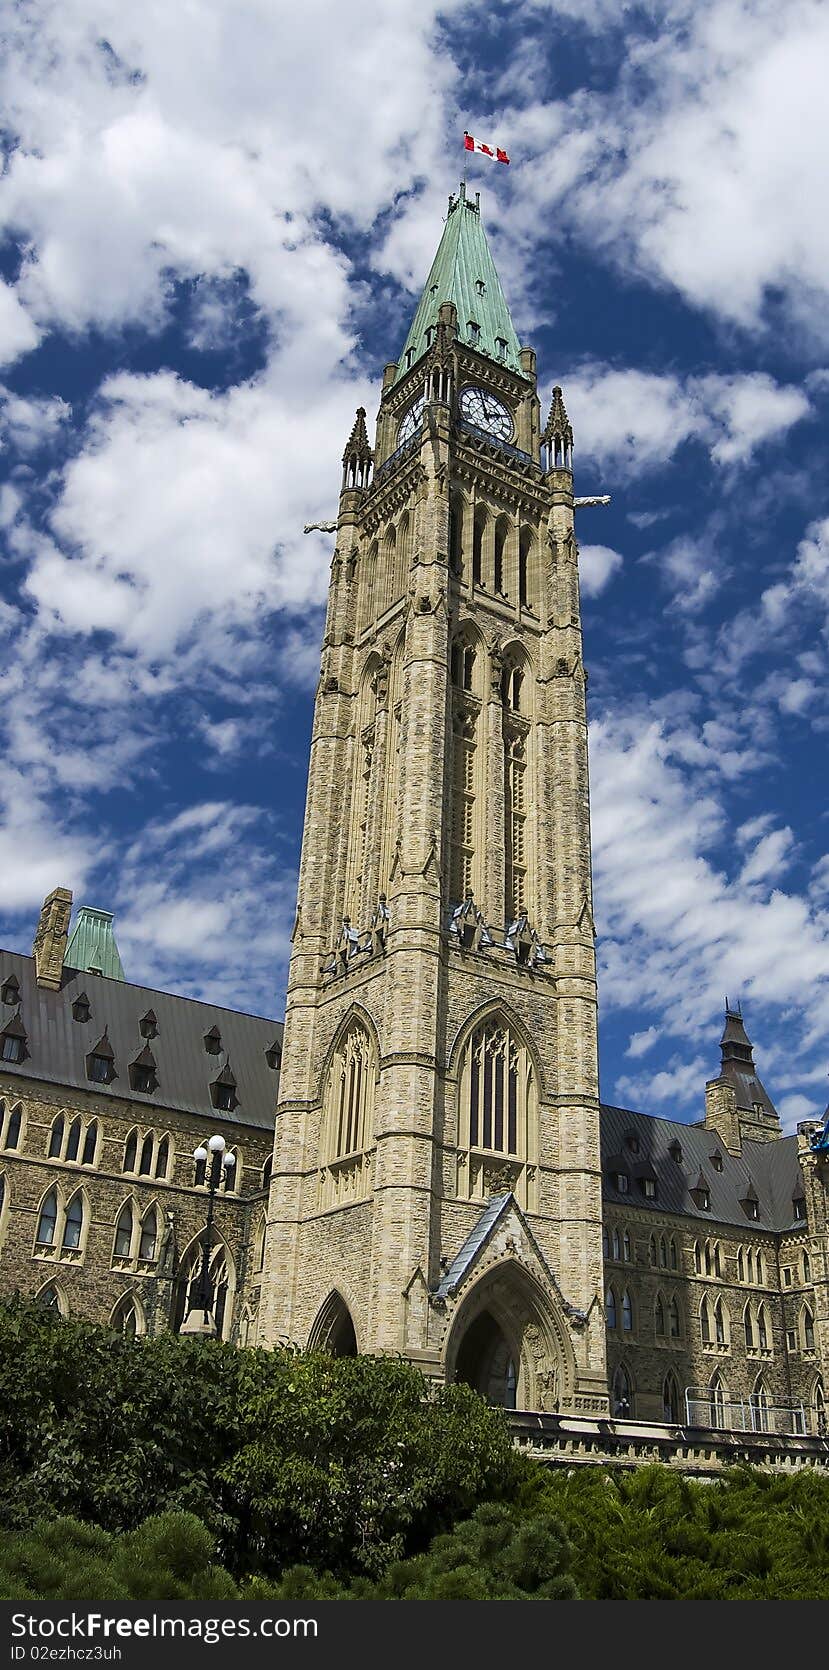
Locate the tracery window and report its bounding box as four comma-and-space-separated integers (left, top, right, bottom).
35, 1186, 86, 1263
456, 1015, 537, 1209
110, 1294, 145, 1337
318, 1019, 376, 1210
122, 1128, 171, 1180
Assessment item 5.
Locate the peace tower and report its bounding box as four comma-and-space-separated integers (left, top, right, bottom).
259, 185, 608, 1413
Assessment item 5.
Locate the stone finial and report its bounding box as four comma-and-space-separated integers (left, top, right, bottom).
341, 407, 373, 491
32, 887, 73, 991
542, 385, 573, 471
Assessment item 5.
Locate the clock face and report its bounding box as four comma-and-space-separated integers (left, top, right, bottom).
459, 386, 513, 441
397, 396, 425, 446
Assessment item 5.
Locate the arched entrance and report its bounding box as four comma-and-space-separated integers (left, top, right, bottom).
308, 1290, 358, 1356
444, 1261, 575, 1413
455, 1309, 517, 1408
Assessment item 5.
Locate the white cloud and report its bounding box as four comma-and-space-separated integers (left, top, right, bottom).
579, 543, 623, 597
591, 706, 829, 1107
0, 282, 40, 366
558, 364, 810, 480
507, 1, 829, 336
0, 0, 459, 342
626, 1025, 659, 1059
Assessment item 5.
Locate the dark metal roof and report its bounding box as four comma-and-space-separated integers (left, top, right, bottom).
0, 948, 282, 1131
600, 1103, 804, 1233
436, 1192, 512, 1298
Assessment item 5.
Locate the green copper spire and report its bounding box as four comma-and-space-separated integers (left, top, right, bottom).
394, 184, 523, 383
66, 906, 126, 982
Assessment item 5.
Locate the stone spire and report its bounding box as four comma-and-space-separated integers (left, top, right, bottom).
341, 406, 373, 491
705, 1002, 781, 1149
541, 385, 573, 471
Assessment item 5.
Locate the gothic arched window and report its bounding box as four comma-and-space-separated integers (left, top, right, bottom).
621, 1289, 633, 1332
319, 1019, 376, 1210
111, 1294, 144, 1338
612, 1364, 632, 1416
113, 1202, 134, 1263
605, 1286, 617, 1330
456, 1015, 538, 1209
655, 1293, 665, 1336
36, 1189, 58, 1247
669, 1295, 681, 1338
663, 1371, 680, 1423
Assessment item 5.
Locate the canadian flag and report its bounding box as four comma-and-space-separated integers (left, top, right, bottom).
464, 131, 509, 165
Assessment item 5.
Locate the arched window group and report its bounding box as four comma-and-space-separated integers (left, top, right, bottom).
47, 1114, 98, 1167
501, 647, 532, 921
606, 1285, 634, 1333
603, 1225, 632, 1263
662, 1371, 681, 1424
654, 1290, 682, 1340
743, 1298, 772, 1355
112, 1199, 161, 1269
345, 639, 404, 921
700, 1293, 729, 1349
318, 1019, 377, 1210
110, 1293, 145, 1337
648, 1232, 678, 1270
122, 1128, 171, 1181
694, 1238, 722, 1278
356, 514, 411, 636
736, 1245, 767, 1284
452, 495, 538, 609
456, 1014, 537, 1210
34, 1186, 87, 1262
173, 1240, 234, 1341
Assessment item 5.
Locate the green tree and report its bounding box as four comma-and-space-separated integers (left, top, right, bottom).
0, 1297, 523, 1581
0, 1514, 238, 1601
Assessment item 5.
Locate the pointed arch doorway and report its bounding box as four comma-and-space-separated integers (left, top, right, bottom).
455, 1309, 518, 1409
308, 1290, 358, 1357
444, 1261, 575, 1413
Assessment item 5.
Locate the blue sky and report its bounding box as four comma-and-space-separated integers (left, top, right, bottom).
1, 0, 828, 1131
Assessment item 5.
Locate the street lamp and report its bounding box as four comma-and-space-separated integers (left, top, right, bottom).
180, 1132, 236, 1336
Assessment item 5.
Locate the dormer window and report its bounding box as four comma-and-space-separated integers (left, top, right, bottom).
204, 1026, 222, 1056
424, 325, 435, 348
495, 337, 508, 360
793, 1195, 807, 1221
405, 347, 415, 369
210, 1058, 238, 1114
265, 1041, 282, 1071
72, 994, 91, 1024
0, 1014, 27, 1064
466, 320, 480, 345
86, 1030, 115, 1086
1, 976, 19, 1006
139, 1010, 158, 1040
624, 1130, 640, 1155
613, 1171, 629, 1194
691, 1173, 711, 1212
740, 1182, 760, 1221
642, 1177, 657, 1200
475, 279, 486, 296
668, 1140, 683, 1163
129, 1045, 158, 1096
710, 1151, 723, 1172
430, 283, 438, 296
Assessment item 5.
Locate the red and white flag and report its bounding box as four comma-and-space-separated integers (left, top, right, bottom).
464, 131, 509, 165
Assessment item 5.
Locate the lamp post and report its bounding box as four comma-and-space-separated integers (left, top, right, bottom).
180, 1132, 236, 1336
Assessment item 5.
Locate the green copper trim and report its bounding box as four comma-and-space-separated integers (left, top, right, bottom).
393, 184, 523, 385
66, 906, 126, 982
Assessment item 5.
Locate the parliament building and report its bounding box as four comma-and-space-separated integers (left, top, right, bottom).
1, 187, 827, 1453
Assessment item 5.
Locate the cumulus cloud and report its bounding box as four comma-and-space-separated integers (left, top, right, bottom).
501, 0, 829, 337
558, 364, 810, 479
590, 708, 829, 1108
579, 543, 623, 597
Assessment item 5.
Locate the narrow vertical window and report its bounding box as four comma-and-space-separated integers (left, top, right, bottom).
62, 1195, 83, 1252
36, 1190, 58, 1246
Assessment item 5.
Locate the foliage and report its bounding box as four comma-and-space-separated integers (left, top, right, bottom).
0, 1297, 522, 1580
521, 1464, 829, 1600
0, 1513, 238, 1601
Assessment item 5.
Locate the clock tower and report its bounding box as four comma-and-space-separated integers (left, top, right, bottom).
260, 183, 608, 1414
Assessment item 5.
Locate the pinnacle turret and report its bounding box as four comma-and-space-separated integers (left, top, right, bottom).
341, 406, 373, 491
541, 385, 573, 471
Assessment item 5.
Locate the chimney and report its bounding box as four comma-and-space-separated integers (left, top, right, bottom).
705, 1077, 741, 1156
32, 887, 73, 991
